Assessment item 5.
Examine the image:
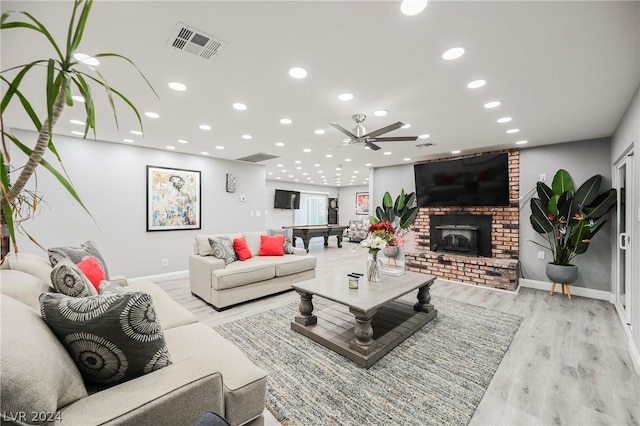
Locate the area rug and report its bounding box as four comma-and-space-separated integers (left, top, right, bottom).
213, 296, 522, 426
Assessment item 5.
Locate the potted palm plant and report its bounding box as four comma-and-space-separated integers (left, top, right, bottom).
529, 169, 617, 285
369, 189, 419, 260
1, 0, 155, 256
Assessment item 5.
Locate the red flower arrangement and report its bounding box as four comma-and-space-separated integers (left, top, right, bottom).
368, 221, 396, 245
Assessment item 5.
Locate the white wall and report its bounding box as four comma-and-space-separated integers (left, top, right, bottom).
337, 184, 369, 223
370, 164, 416, 213
9, 130, 266, 277
264, 180, 337, 229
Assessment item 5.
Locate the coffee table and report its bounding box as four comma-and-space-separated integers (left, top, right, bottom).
291, 269, 437, 368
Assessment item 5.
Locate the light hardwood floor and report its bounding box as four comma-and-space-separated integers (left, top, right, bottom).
156, 240, 640, 426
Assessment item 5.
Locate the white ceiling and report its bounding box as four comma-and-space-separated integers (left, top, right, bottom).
2, 1, 639, 187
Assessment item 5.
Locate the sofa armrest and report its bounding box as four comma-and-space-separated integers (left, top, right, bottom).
109, 274, 128, 286
291, 247, 308, 256
189, 255, 226, 301
56, 358, 225, 426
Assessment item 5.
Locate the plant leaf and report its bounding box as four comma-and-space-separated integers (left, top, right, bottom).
536, 182, 553, 208
0, 75, 42, 131
70, 0, 92, 53
583, 188, 616, 219
574, 174, 602, 210
551, 169, 574, 196
382, 192, 393, 209
557, 191, 579, 226
548, 194, 560, 216
530, 198, 554, 233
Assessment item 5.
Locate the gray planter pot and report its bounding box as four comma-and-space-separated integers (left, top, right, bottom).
545, 263, 578, 284
383, 246, 400, 258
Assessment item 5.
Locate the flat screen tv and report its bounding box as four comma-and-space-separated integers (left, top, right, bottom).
414, 153, 510, 207
274, 189, 301, 209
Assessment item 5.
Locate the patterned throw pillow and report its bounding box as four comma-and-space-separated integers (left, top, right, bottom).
208, 236, 238, 265
48, 241, 111, 280
51, 259, 99, 297
39, 292, 172, 386
268, 228, 295, 254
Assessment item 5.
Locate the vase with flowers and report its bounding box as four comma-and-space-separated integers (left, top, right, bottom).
361, 221, 396, 282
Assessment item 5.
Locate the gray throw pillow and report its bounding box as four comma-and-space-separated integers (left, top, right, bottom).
208, 236, 237, 265
51, 259, 99, 297
39, 292, 172, 386
268, 228, 295, 254
48, 240, 111, 280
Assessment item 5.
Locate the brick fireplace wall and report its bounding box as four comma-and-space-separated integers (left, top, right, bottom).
405, 149, 520, 291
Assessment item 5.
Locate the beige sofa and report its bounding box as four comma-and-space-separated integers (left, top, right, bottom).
1, 253, 267, 426
189, 231, 316, 310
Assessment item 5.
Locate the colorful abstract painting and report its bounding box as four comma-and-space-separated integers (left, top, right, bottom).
147, 166, 201, 231
356, 192, 369, 215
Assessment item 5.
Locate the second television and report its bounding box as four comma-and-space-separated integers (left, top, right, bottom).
274, 189, 300, 209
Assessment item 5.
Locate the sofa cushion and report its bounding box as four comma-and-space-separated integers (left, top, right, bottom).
163, 322, 266, 426
40, 292, 172, 386
212, 258, 275, 291
242, 231, 267, 256
195, 233, 242, 256
76, 256, 106, 292
258, 234, 285, 256
0, 270, 53, 313
48, 240, 111, 280
271, 254, 317, 277
208, 236, 237, 265
123, 280, 198, 330
233, 237, 252, 261
1, 295, 88, 416
51, 259, 99, 297
268, 228, 295, 254
0, 252, 53, 283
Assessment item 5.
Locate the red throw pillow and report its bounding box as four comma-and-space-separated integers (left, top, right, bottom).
259, 234, 285, 256
233, 237, 253, 261
76, 256, 106, 292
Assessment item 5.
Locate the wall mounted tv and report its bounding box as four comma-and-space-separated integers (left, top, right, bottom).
274, 189, 301, 209
414, 153, 510, 207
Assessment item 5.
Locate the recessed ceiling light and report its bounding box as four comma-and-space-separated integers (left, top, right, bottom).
451, 150, 461, 154
497, 117, 512, 123
145, 112, 160, 118
403, 158, 412, 161
401, 123, 411, 129
506, 128, 520, 134
276, 177, 281, 180
199, 124, 212, 130
233, 103, 247, 111
325, 154, 333, 158
168, 82, 187, 91
71, 130, 84, 136
69, 119, 85, 125
289, 67, 307, 79
384, 151, 392, 155
418, 134, 430, 139
484, 101, 501, 109
338, 93, 353, 101
73, 52, 100, 66
122, 138, 134, 143
275, 142, 285, 147
515, 140, 528, 145
442, 47, 465, 60
215, 145, 224, 150
130, 130, 143, 135
467, 79, 486, 89
289, 175, 294, 178
317, 170, 324, 174
303, 148, 311, 153
295, 160, 301, 164
268, 172, 274, 175
241, 134, 252, 140
400, 0, 428, 15
277, 164, 284, 167
166, 146, 176, 150
281, 170, 287, 173
374, 110, 388, 117
72, 95, 85, 103
201, 151, 210, 155
336, 173, 342, 176
345, 158, 352, 162
296, 167, 302, 170
280, 118, 292, 125
354, 170, 360, 174
365, 163, 372, 167
314, 163, 320, 167
177, 139, 188, 144
302, 172, 308, 176
314, 129, 325, 135
336, 167, 342, 171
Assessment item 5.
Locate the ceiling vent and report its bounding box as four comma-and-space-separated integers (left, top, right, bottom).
167, 22, 226, 61
237, 153, 279, 163
415, 142, 435, 149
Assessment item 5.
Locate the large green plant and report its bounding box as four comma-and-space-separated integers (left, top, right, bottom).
0, 0, 155, 252
369, 189, 419, 236
529, 169, 616, 265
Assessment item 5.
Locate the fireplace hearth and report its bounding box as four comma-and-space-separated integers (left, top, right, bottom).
430, 214, 492, 257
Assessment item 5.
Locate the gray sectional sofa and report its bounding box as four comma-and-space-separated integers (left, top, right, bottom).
189, 231, 317, 310
1, 253, 267, 426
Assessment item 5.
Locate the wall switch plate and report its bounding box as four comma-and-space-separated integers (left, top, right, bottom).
539, 173, 546, 182
255, 210, 261, 217
162, 259, 168, 267
537, 251, 545, 259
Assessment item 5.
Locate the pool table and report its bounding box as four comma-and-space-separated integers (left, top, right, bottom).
284, 225, 348, 252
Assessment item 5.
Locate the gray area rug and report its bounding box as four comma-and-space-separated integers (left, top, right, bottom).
214, 296, 522, 426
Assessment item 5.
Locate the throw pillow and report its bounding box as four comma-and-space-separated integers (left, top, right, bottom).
258, 234, 285, 256
39, 292, 172, 386
48, 240, 111, 280
267, 228, 295, 254
232, 237, 253, 261
98, 280, 125, 294
208, 236, 237, 265
51, 259, 99, 297
76, 256, 106, 293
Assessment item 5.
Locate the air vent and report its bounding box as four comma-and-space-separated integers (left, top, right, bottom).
237, 153, 279, 163
415, 142, 435, 149
167, 22, 226, 61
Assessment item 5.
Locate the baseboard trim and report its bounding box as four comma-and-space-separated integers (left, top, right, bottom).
437, 278, 520, 295
129, 270, 188, 283
629, 338, 640, 375
519, 278, 611, 301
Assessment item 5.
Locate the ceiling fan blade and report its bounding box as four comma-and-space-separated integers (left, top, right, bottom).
328, 142, 349, 150
329, 122, 357, 138
363, 121, 404, 138
365, 141, 381, 151
369, 136, 419, 142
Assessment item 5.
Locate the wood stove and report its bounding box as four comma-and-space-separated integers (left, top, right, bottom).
430, 214, 492, 257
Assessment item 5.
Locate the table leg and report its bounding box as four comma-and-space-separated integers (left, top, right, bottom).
336, 234, 343, 248
323, 235, 329, 247
414, 282, 435, 313
302, 237, 311, 253
348, 307, 378, 355
294, 290, 317, 325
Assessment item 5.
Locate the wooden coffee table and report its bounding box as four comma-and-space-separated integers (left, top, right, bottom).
291, 270, 437, 368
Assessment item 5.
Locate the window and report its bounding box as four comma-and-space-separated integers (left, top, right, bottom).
294, 193, 328, 225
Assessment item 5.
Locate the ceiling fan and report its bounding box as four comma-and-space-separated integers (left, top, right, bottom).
329, 113, 418, 151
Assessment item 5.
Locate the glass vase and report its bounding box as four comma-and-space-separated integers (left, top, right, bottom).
367, 252, 383, 282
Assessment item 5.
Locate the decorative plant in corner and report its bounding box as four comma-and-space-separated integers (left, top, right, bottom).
0, 0, 156, 256
529, 169, 616, 283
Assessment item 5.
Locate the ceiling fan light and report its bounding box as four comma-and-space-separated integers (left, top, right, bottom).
374, 110, 388, 117
289, 67, 307, 79
338, 93, 354, 101
401, 0, 428, 16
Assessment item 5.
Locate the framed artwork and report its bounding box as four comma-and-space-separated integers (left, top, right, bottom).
147, 165, 201, 231
226, 173, 237, 193
355, 192, 369, 215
